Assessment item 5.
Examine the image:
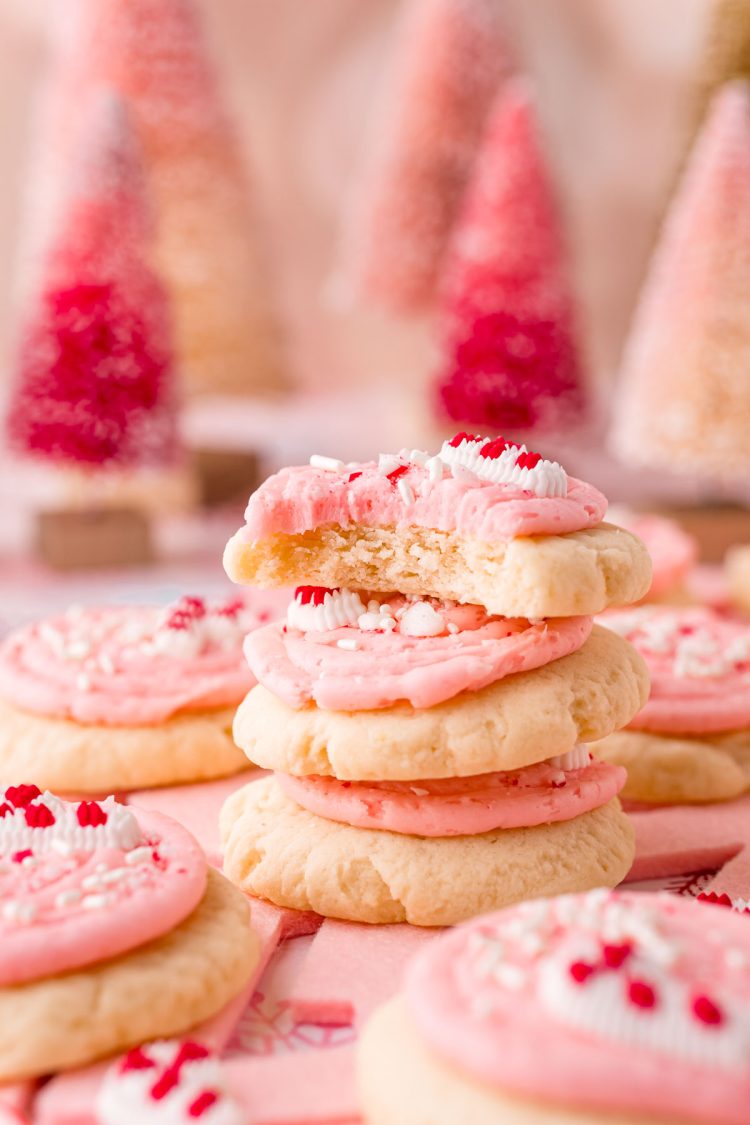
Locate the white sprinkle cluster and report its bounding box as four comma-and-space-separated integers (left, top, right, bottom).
603, 610, 750, 680
439, 435, 568, 497
287, 589, 367, 632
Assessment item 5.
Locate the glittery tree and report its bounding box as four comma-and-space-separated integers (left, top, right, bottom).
336, 0, 511, 312
611, 81, 750, 483
6, 95, 181, 480
434, 81, 586, 434
54, 0, 282, 398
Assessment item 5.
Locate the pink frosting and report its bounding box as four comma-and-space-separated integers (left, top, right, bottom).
276, 754, 625, 835
234, 460, 606, 545
0, 591, 288, 725
405, 890, 750, 1124
245, 592, 592, 711
600, 606, 750, 733
0, 789, 206, 986
609, 509, 697, 598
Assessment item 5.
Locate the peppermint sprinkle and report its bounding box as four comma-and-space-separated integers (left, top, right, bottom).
397, 478, 415, 506
309, 454, 345, 473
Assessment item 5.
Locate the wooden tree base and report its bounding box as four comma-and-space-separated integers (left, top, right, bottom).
35, 507, 154, 570
192, 448, 261, 507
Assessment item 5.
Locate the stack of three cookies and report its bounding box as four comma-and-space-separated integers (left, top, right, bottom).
221, 434, 652, 926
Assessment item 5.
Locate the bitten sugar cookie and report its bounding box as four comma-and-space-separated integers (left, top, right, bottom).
224, 434, 651, 617
359, 891, 750, 1123
234, 623, 649, 780
0, 787, 258, 1081
596, 607, 750, 804
220, 777, 633, 926
0, 591, 287, 792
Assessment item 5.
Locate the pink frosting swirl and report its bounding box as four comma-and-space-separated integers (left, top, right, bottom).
601, 606, 750, 733
236, 460, 606, 544
245, 591, 592, 710
405, 891, 750, 1124
0, 790, 206, 986
277, 752, 625, 835
0, 591, 289, 725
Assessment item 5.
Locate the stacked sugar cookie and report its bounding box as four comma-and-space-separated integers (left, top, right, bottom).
221, 435, 651, 926
0, 591, 286, 794
597, 606, 750, 806
0, 786, 258, 1080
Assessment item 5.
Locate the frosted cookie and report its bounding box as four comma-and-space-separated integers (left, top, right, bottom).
596, 607, 750, 804
224, 435, 652, 617
0, 787, 258, 1081
220, 776, 633, 926
608, 507, 698, 602
98, 1040, 243, 1125
234, 624, 649, 780
0, 591, 287, 792
358, 890, 750, 1123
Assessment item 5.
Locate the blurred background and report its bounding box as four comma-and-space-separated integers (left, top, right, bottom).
1, 0, 749, 621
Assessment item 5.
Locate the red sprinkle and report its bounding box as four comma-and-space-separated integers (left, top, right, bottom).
516, 451, 542, 469
215, 597, 245, 619
569, 961, 596, 984
348, 471, 362, 482
11, 849, 33, 864
692, 994, 724, 1026
166, 610, 192, 631
189, 1090, 219, 1118
77, 801, 108, 828
149, 1068, 179, 1101
5, 785, 41, 809
448, 431, 483, 447
174, 1041, 210, 1066
295, 586, 336, 606
121, 1046, 156, 1072
601, 942, 633, 970
0, 803, 13, 818
479, 437, 510, 460
628, 980, 657, 1009
386, 465, 409, 485
25, 803, 55, 828
178, 596, 207, 619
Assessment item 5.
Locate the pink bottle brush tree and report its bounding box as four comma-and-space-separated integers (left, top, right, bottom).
611, 81, 750, 485
336, 0, 511, 313
6, 93, 182, 488
434, 81, 588, 435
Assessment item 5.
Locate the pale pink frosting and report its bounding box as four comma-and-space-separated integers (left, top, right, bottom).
234, 460, 606, 545
276, 754, 625, 835
0, 591, 288, 725
245, 593, 592, 711
600, 606, 750, 733
406, 890, 750, 1124
0, 790, 206, 986
608, 508, 697, 598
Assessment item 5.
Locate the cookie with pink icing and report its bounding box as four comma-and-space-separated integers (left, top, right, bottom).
596, 607, 750, 805
0, 785, 206, 986
359, 890, 750, 1123
224, 434, 652, 618
97, 1040, 243, 1125
608, 508, 698, 602
246, 585, 592, 710
0, 591, 288, 793
0, 790, 260, 1082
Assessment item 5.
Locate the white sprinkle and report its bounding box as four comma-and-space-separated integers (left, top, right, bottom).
426, 456, 444, 482
447, 622, 459, 634
494, 964, 527, 991
309, 454, 345, 473
55, 889, 82, 909
2, 900, 37, 924
409, 449, 429, 466
397, 478, 415, 506
76, 672, 92, 692
336, 638, 358, 651
82, 874, 106, 891
21, 855, 37, 869
98, 652, 116, 676
410, 787, 429, 797
451, 463, 478, 483
82, 893, 112, 911
377, 453, 403, 476
400, 601, 446, 638
66, 639, 91, 661
124, 846, 153, 866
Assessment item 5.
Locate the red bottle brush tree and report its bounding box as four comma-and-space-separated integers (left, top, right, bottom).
337, 0, 511, 313
6, 95, 180, 473
611, 81, 750, 483
434, 81, 587, 434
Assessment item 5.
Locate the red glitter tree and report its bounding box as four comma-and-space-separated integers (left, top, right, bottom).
337, 0, 511, 312
434, 81, 587, 434
6, 94, 179, 471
